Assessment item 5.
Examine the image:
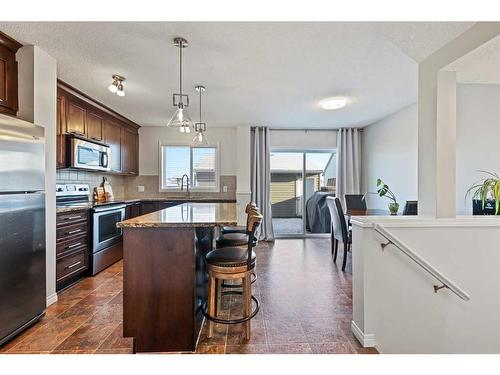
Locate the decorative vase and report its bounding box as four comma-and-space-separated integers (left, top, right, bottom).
389, 202, 399, 215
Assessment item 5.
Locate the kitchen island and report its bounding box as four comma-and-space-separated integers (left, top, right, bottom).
116, 202, 237, 353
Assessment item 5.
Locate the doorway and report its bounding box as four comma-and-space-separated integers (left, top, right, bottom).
270, 150, 336, 237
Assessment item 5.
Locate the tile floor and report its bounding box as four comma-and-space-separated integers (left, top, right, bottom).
0, 238, 377, 354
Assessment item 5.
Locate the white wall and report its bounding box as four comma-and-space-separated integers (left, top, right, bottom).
352, 215, 500, 353
139, 126, 237, 176
456, 84, 500, 214
17, 46, 58, 306
362, 84, 500, 215
361, 104, 418, 213
270, 129, 337, 150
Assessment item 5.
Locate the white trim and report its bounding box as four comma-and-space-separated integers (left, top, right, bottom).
158, 141, 221, 193
351, 320, 376, 348
46, 292, 58, 307
351, 216, 500, 228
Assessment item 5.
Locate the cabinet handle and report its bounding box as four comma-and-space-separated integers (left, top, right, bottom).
65, 215, 82, 220
0, 98, 3, 102
65, 261, 82, 270
66, 242, 81, 250
69, 130, 85, 136
67, 229, 82, 234
90, 136, 101, 141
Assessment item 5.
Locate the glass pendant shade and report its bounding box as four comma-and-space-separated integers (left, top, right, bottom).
108, 82, 118, 93
192, 130, 209, 146
168, 105, 193, 130
116, 83, 125, 97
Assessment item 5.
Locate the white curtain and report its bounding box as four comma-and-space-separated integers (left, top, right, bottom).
336, 128, 362, 208
251, 126, 275, 241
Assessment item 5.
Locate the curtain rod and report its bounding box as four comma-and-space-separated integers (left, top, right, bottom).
267, 128, 364, 132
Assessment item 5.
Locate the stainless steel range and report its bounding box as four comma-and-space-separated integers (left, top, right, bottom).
56, 183, 125, 275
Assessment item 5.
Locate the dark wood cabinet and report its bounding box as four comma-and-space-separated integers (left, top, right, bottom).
66, 99, 87, 136
56, 209, 89, 291
56, 94, 66, 168
86, 109, 104, 142
104, 119, 122, 173
121, 126, 139, 174
0, 31, 22, 116
56, 80, 140, 173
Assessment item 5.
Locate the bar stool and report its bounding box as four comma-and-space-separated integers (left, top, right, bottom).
216, 205, 259, 248
220, 202, 257, 235
203, 212, 262, 340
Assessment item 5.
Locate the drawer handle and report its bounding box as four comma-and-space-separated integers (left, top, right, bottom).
65, 216, 82, 220
65, 261, 82, 270
66, 242, 81, 250
67, 229, 82, 234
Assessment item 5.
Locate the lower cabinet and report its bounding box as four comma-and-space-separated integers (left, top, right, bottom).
56, 209, 89, 291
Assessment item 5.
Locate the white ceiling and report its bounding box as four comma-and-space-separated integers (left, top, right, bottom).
446, 34, 500, 84
0, 22, 474, 128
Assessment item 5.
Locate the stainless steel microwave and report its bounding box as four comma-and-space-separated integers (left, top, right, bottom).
67, 136, 111, 172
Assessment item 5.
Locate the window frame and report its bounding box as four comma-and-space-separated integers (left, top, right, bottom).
158, 141, 221, 193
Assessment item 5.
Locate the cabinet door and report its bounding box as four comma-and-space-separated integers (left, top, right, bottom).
86, 110, 104, 142
103, 119, 122, 172
121, 126, 139, 174
0, 46, 18, 115
66, 99, 86, 136
56, 95, 66, 168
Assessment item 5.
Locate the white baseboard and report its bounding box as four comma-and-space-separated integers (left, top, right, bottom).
351, 320, 376, 348
46, 293, 58, 307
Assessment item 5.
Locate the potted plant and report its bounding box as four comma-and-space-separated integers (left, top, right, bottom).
466, 170, 500, 215
376, 178, 399, 215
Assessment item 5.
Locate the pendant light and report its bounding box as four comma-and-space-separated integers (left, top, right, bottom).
167, 37, 193, 133
108, 75, 125, 97
192, 85, 209, 146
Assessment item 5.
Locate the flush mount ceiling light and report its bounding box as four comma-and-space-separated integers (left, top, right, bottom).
167, 37, 193, 133
108, 75, 126, 97
192, 85, 209, 146
319, 97, 347, 110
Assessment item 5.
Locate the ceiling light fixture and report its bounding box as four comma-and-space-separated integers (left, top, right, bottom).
108, 75, 126, 97
192, 85, 208, 146
319, 97, 347, 110
167, 37, 193, 133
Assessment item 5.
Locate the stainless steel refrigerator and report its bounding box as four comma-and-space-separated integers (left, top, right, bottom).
0, 115, 46, 346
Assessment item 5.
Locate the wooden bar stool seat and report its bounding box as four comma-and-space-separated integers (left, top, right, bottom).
202, 212, 263, 340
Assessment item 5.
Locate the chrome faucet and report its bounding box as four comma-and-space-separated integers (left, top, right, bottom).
180, 174, 190, 195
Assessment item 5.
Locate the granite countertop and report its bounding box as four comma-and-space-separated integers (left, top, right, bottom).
117, 202, 237, 228
56, 196, 236, 213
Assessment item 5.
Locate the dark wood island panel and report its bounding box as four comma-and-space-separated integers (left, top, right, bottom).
119, 203, 236, 353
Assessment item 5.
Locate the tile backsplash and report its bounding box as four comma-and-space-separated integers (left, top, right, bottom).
56, 169, 127, 198
124, 175, 237, 200
56, 170, 237, 201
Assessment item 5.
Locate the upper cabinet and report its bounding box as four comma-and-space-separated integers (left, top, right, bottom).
103, 119, 122, 173
57, 80, 140, 174
0, 31, 22, 116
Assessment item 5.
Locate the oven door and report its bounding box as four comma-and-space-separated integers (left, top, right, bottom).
71, 137, 110, 172
92, 205, 125, 253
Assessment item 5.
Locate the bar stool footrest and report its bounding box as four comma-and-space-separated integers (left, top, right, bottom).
221, 273, 257, 288
202, 292, 260, 325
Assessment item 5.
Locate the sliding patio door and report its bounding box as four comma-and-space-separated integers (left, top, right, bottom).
270, 150, 336, 237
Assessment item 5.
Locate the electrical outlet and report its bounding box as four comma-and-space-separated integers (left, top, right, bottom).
223, 186, 228, 193
138, 185, 145, 193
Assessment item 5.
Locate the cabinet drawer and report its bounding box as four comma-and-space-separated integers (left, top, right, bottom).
57, 221, 87, 242
57, 234, 88, 257
56, 249, 88, 283
57, 210, 88, 227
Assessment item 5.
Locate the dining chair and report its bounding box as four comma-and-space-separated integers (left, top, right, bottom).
327, 197, 351, 271
344, 194, 367, 211
403, 201, 418, 215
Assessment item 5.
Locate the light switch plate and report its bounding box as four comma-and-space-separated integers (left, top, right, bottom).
138, 185, 145, 193
223, 186, 228, 193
